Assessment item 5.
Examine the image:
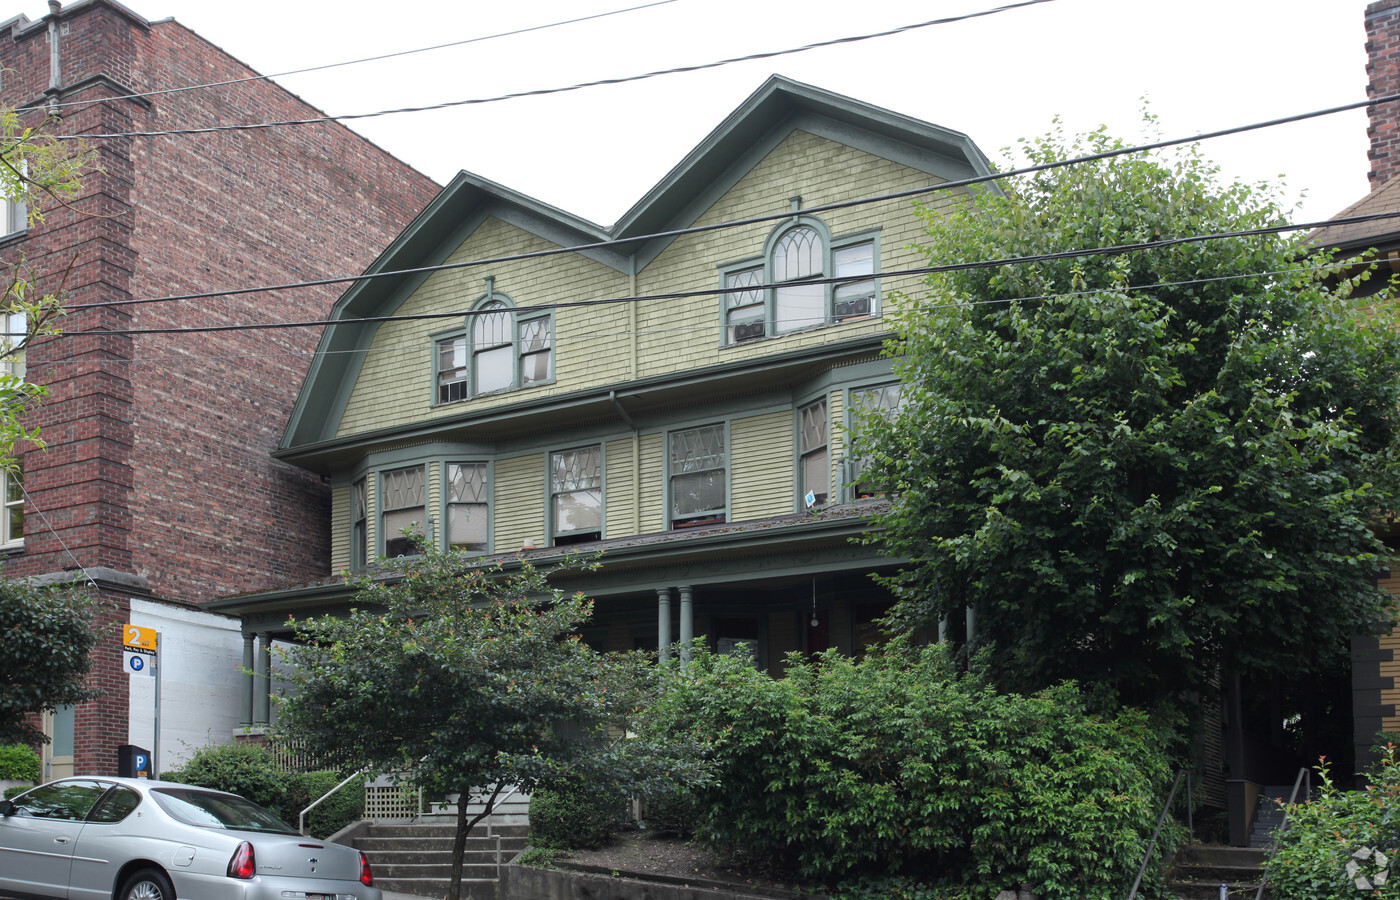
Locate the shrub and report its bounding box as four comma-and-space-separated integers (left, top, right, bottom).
163, 741, 293, 821
528, 776, 624, 850
638, 639, 1173, 897
1264, 749, 1400, 898
290, 771, 366, 839
0, 744, 40, 782
4, 784, 30, 800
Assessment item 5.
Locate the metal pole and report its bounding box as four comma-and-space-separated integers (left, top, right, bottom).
152, 631, 161, 779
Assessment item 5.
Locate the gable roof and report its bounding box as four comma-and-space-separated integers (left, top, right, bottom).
280, 75, 993, 454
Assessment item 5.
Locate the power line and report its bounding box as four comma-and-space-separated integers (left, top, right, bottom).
54, 94, 1400, 318
14, 259, 1357, 367
49, 0, 681, 112
45, 209, 1391, 337
52, 0, 1057, 141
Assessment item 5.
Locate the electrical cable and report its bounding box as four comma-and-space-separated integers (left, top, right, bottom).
43, 208, 1393, 337
50, 91, 1395, 315
11, 258, 1362, 368
48, 0, 1057, 141
48, 0, 682, 112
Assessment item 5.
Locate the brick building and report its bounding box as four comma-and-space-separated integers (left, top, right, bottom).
0, 0, 438, 776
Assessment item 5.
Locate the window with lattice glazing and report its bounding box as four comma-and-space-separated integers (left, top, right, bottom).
447, 462, 489, 553
551, 446, 601, 545
670, 425, 726, 528
848, 383, 903, 499
799, 398, 828, 506
350, 477, 367, 568
381, 465, 426, 557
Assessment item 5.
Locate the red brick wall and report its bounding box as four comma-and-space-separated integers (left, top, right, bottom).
0, 1, 439, 775
1369, 0, 1400, 189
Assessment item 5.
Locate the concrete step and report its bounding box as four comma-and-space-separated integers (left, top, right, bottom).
366, 822, 529, 839
376, 862, 502, 880
1168, 879, 1268, 900
365, 849, 512, 865
376, 876, 497, 899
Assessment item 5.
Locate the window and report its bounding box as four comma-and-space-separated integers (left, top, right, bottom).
0, 309, 24, 379
445, 462, 489, 553
0, 168, 27, 239
380, 465, 425, 557
669, 424, 726, 528
551, 445, 602, 545
0, 462, 23, 548
722, 219, 878, 344
847, 383, 903, 499
435, 335, 468, 404
10, 780, 109, 820
799, 398, 828, 507
350, 477, 367, 568
445, 292, 551, 400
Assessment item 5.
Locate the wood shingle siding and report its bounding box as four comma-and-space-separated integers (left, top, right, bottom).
731, 411, 796, 521
493, 453, 546, 553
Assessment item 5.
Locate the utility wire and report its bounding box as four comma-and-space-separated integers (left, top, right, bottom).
51, 0, 1057, 141
49, 0, 681, 112
46, 209, 1392, 337
14, 259, 1360, 366
53, 90, 1400, 318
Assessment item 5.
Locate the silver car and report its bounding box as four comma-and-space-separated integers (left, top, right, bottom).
0, 776, 380, 900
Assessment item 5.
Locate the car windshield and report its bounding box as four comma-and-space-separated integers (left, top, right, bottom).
150, 788, 299, 835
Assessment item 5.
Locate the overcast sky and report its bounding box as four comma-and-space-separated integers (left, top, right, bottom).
25, 0, 1379, 228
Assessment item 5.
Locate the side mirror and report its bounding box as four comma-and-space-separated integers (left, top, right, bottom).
0, 799, 14, 816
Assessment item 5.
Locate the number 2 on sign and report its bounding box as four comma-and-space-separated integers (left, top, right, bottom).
123, 625, 156, 650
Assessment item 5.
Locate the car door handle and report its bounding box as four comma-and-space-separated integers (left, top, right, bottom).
54, 836, 70, 844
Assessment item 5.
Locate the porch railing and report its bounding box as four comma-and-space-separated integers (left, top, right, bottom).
1127, 769, 1194, 900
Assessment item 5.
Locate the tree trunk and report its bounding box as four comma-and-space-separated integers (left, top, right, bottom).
447, 782, 507, 900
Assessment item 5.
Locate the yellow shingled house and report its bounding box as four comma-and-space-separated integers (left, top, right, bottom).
209, 76, 995, 720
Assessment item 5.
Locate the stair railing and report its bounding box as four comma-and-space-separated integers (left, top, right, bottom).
1127, 769, 1194, 900
299, 768, 369, 835
1252, 766, 1312, 900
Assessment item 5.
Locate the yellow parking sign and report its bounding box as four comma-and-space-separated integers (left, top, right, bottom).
122, 624, 157, 652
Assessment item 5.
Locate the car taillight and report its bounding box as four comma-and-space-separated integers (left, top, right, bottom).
227, 841, 256, 879
359, 850, 373, 887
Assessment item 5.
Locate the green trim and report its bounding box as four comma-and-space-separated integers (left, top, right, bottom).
281, 76, 993, 454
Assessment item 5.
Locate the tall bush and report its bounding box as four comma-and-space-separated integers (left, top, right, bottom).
163, 741, 293, 821
1264, 750, 1400, 898
640, 639, 1172, 897
0, 744, 40, 782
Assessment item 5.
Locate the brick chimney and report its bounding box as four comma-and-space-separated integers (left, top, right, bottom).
1368, 0, 1400, 189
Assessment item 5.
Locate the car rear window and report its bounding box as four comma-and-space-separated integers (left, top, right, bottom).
149, 788, 299, 835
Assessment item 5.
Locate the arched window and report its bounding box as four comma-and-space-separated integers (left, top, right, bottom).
721, 218, 878, 344
435, 290, 553, 403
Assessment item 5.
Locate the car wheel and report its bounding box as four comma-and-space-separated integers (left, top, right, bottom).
118, 867, 175, 900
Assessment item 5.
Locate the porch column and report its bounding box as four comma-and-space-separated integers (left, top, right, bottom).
254, 632, 272, 725
678, 584, 694, 666
937, 617, 948, 643
657, 588, 673, 664
965, 606, 976, 648
240, 633, 254, 726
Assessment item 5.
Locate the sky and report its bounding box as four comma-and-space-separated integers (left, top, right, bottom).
18, 0, 1379, 228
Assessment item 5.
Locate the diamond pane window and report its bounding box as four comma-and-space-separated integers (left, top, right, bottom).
800, 399, 828, 506
447, 462, 488, 553
849, 384, 903, 498
725, 266, 765, 343
520, 317, 552, 385
381, 465, 425, 557
670, 425, 726, 526
351, 477, 367, 568
551, 446, 602, 544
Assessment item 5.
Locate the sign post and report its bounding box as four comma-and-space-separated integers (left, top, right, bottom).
122, 624, 160, 779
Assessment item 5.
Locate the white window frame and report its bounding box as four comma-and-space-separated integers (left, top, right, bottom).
0, 462, 22, 549
0, 162, 27, 240
433, 331, 469, 405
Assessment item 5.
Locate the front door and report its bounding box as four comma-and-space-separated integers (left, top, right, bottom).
0, 779, 108, 897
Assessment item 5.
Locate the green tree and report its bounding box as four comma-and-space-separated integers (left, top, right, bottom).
0, 577, 102, 745
275, 544, 665, 900
861, 124, 1400, 717
0, 114, 95, 746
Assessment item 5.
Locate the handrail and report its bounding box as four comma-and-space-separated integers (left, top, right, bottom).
300, 768, 368, 835
1127, 769, 1193, 900
1253, 766, 1311, 900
